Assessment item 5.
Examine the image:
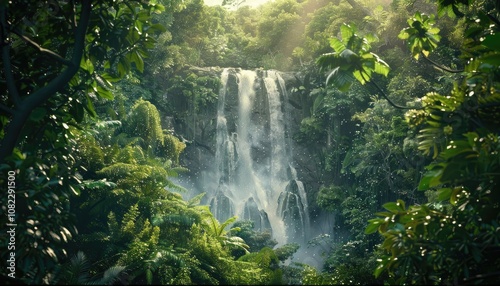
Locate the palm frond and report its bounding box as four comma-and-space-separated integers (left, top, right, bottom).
64, 251, 91, 285
326, 67, 354, 92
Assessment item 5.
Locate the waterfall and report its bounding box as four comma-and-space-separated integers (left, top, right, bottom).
208, 68, 310, 246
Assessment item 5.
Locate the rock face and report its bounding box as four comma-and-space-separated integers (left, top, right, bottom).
176, 68, 313, 246
243, 197, 272, 233
277, 165, 311, 244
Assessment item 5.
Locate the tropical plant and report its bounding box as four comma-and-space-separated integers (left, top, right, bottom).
0, 0, 165, 160
0, 0, 168, 282
316, 22, 423, 110
399, 12, 441, 60
399, 11, 463, 73
317, 23, 389, 89
365, 0, 500, 284
47, 251, 126, 285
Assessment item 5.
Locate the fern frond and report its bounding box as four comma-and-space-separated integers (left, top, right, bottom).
94, 120, 122, 130
152, 214, 197, 228
80, 179, 117, 190
64, 251, 91, 285
188, 193, 206, 207
88, 266, 126, 285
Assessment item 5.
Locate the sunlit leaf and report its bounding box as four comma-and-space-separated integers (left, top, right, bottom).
365, 219, 382, 234
437, 188, 452, 201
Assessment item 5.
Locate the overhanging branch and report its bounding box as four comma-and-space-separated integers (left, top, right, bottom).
421, 52, 463, 73
12, 29, 73, 66
360, 72, 423, 110
0, 0, 92, 162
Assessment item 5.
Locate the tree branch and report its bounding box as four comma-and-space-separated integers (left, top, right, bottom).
360, 72, 423, 110
12, 28, 73, 66
0, 4, 21, 106
421, 52, 463, 73
0, 0, 92, 162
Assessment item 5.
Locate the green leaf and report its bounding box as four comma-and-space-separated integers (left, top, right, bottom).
188, 192, 206, 207
153, 4, 165, 13
69, 185, 81, 196
398, 28, 410, 40
450, 187, 462, 205
353, 70, 368, 85
373, 56, 390, 76
96, 85, 114, 100
418, 168, 443, 190
329, 37, 346, 53
80, 57, 94, 74
481, 34, 500, 50
340, 23, 354, 43
71, 102, 85, 123
396, 199, 406, 211
383, 202, 401, 214
471, 246, 482, 263
437, 188, 452, 201
326, 67, 353, 91
480, 51, 500, 67
339, 49, 358, 63
365, 219, 382, 234
85, 94, 97, 118
118, 56, 131, 78
311, 92, 325, 113
149, 23, 166, 32
131, 50, 145, 73
30, 107, 47, 122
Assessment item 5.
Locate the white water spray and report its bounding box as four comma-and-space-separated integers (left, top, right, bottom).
210, 68, 309, 246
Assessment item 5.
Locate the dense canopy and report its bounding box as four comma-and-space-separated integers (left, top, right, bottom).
1, 0, 499, 284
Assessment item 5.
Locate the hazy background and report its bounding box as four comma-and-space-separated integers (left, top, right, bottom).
204, 0, 273, 7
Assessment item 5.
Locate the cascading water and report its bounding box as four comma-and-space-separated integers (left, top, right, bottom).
208, 68, 310, 246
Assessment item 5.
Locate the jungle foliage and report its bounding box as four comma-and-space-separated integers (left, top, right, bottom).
1, 0, 499, 285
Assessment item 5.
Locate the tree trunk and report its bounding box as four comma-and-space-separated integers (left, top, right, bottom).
0, 0, 92, 162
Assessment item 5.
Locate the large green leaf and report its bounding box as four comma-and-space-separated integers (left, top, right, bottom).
325, 67, 353, 91
329, 37, 346, 53
340, 23, 354, 43
318, 22, 390, 93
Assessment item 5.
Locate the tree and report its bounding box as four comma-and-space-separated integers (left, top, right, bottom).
0, 0, 165, 161
317, 23, 411, 108
365, 0, 500, 284
0, 0, 167, 282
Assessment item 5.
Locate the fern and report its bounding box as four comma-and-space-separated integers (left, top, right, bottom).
152, 214, 198, 229
187, 192, 206, 207
94, 120, 122, 130
112, 133, 145, 147
89, 266, 126, 285
121, 204, 140, 235
65, 252, 91, 285
50, 251, 126, 285
80, 179, 117, 190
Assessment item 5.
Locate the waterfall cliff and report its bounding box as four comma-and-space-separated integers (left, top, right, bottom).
207, 68, 309, 245
170, 67, 335, 267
